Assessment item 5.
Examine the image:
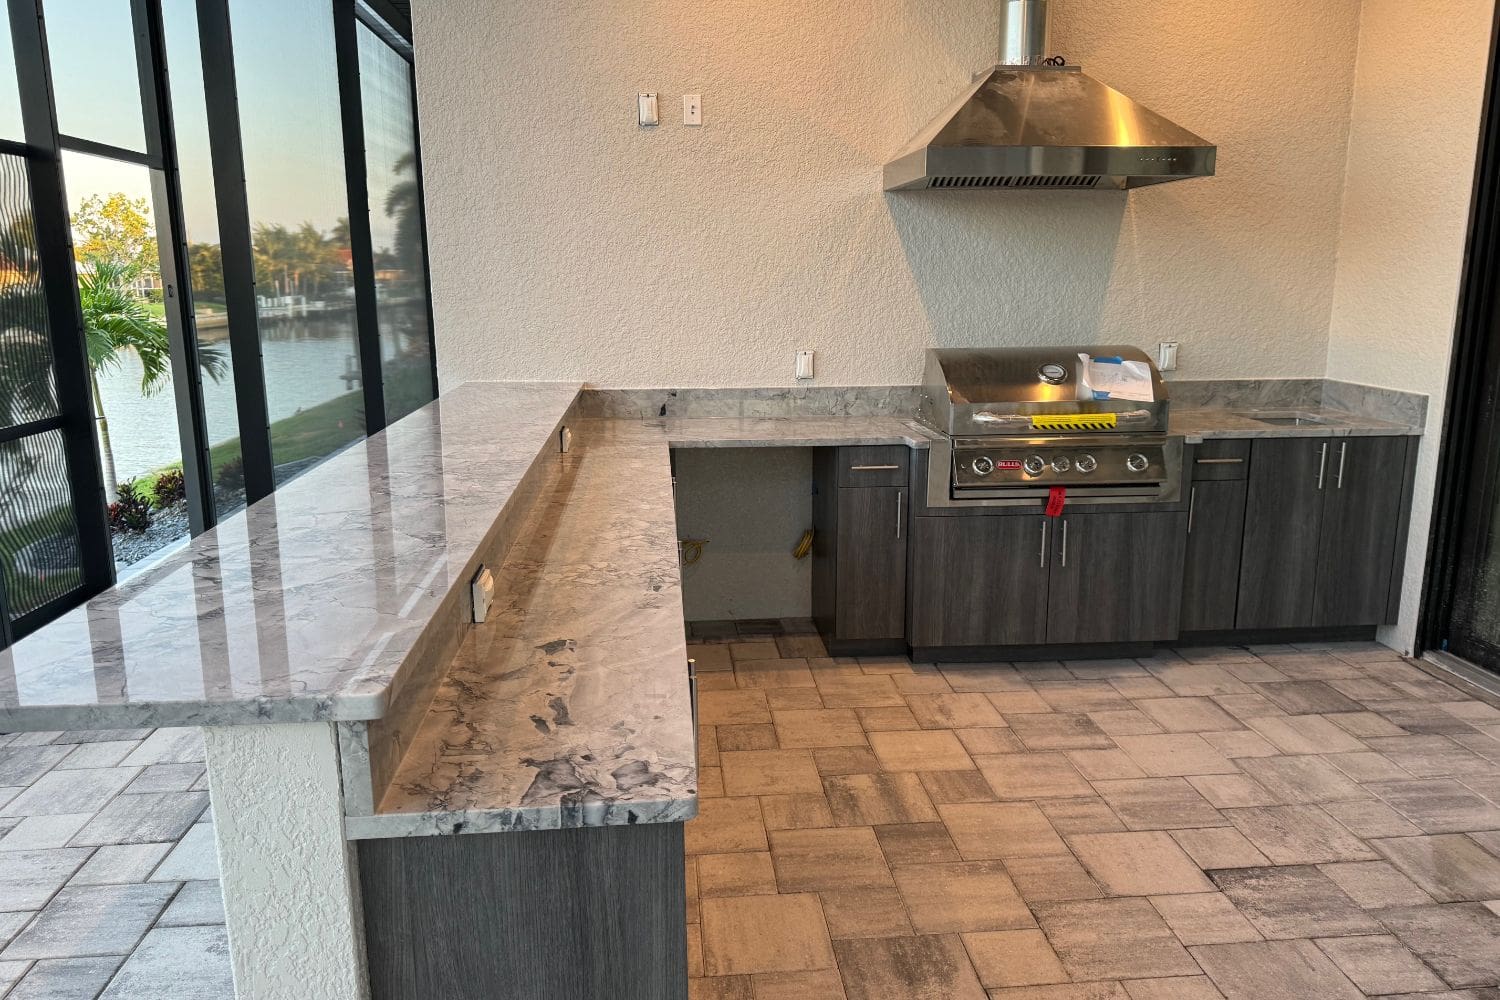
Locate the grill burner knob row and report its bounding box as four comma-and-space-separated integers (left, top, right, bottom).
1126, 453, 1150, 473
1051, 456, 1072, 474
1023, 455, 1046, 476
1076, 454, 1098, 474
971, 456, 995, 477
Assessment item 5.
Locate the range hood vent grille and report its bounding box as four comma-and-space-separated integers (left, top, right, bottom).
930, 175, 1102, 190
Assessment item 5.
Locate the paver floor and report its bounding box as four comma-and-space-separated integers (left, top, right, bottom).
684, 623, 1500, 1000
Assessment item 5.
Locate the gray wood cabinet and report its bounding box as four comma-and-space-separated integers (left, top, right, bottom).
813, 448, 910, 652
908, 514, 1050, 647
1047, 512, 1188, 644
1180, 479, 1248, 632
1237, 435, 1412, 630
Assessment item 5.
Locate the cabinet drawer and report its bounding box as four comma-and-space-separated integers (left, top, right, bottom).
1190, 440, 1251, 480
838, 446, 910, 487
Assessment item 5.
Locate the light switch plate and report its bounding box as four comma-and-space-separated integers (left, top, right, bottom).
795, 350, 815, 380
638, 93, 659, 127
1158, 342, 1179, 372
683, 94, 702, 126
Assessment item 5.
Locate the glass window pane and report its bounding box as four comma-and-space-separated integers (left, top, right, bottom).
230, 0, 364, 484
161, 0, 245, 517
40, 0, 147, 152
0, 153, 60, 427
0, 429, 83, 620
62, 150, 190, 569
357, 24, 432, 426
0, 9, 25, 142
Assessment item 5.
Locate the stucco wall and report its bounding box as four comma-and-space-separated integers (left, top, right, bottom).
415, 0, 1363, 389
1326, 0, 1495, 651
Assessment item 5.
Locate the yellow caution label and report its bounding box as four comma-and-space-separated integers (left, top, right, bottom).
1031, 414, 1118, 432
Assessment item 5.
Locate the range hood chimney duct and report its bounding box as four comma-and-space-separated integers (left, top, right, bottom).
1001, 0, 1049, 66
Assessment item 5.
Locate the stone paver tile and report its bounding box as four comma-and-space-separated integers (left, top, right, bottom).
0, 748, 71, 788
1088, 709, 1164, 737
98, 925, 232, 1000
736, 658, 817, 690
814, 748, 881, 776
700, 690, 773, 726
698, 853, 777, 898
1038, 796, 1127, 835
772, 710, 864, 749
919, 770, 998, 805
1007, 714, 1115, 752
893, 861, 1034, 933
1208, 695, 1286, 723
1069, 832, 1213, 896
1198, 731, 1279, 760
53, 742, 141, 771
1093, 779, 1227, 831
1324, 752, 1415, 785
906, 694, 1005, 730
815, 675, 905, 710
69, 844, 173, 887
872, 823, 960, 866
70, 792, 208, 848
855, 707, 921, 732
119, 730, 204, 768
1316, 860, 1434, 909
1034, 898, 1199, 981
7, 956, 123, 1000
1372, 834, 1500, 902
1148, 893, 1258, 947
1184, 774, 1278, 810
1168, 828, 1269, 870
818, 887, 911, 939
765, 689, 824, 711
1189, 939, 1363, 999
148, 824, 217, 883
1362, 734, 1490, 778
688, 644, 734, 673
962, 928, 1067, 988
1326, 712, 1408, 738
123, 765, 205, 796
1319, 798, 1425, 839
0, 961, 25, 995
977, 753, 1092, 800
1108, 676, 1176, 700
0, 768, 137, 819
1033, 683, 1133, 715
1144, 664, 1252, 698
939, 665, 1029, 694
868, 731, 973, 772
1235, 756, 1368, 805
1209, 865, 1379, 940
1065, 750, 1146, 781
1374, 902, 1500, 988
824, 773, 939, 826
775, 635, 827, 659
686, 797, 768, 855
1004, 853, 1103, 902
1, 883, 175, 961
1222, 805, 1377, 864
833, 934, 986, 1000
1369, 778, 1500, 833
956, 728, 1025, 755
718, 725, 778, 752
730, 641, 780, 662
769, 828, 892, 892
700, 894, 834, 976
1121, 976, 1225, 999
985, 691, 1053, 715
1313, 933, 1446, 995
751, 968, 847, 1000
1244, 716, 1366, 755
760, 794, 835, 832
721, 751, 822, 796
939, 802, 1065, 861
1253, 682, 1364, 716
0, 849, 90, 912
1136, 698, 1244, 734
0, 815, 93, 852
155, 881, 225, 928
1113, 735, 1238, 778
890, 670, 954, 696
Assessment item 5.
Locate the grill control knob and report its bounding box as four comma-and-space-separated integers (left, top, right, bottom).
1023, 455, 1046, 476
1126, 453, 1150, 473
971, 456, 995, 477
1051, 456, 1072, 474
1076, 454, 1098, 474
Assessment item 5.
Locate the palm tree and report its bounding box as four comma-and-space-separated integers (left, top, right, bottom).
78, 257, 227, 499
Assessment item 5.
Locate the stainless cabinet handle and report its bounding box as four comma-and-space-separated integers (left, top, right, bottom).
1196, 458, 1245, 465
850, 464, 900, 471
1336, 442, 1347, 489
895, 491, 903, 539
1040, 520, 1048, 568
1061, 520, 1069, 568
1317, 443, 1328, 490
1188, 486, 1197, 535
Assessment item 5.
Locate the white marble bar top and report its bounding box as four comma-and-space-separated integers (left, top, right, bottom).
1172, 406, 1420, 442
0, 382, 584, 731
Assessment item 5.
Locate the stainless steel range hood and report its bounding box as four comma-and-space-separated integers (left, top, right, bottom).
884, 0, 1216, 191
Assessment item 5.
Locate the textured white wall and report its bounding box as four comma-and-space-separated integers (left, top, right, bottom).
204, 723, 368, 1000
415, 0, 1363, 389
1326, 0, 1495, 651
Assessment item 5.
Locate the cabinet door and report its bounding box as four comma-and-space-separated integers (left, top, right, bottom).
1236, 437, 1329, 630
1181, 480, 1248, 632
1047, 512, 1188, 644
834, 487, 907, 641
1313, 436, 1409, 627
909, 515, 1049, 648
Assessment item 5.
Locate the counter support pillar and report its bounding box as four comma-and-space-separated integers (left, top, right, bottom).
204, 723, 369, 1000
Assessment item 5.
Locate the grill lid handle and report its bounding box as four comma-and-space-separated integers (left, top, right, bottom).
971, 408, 1155, 427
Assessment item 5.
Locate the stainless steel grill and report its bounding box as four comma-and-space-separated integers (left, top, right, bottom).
917, 346, 1184, 508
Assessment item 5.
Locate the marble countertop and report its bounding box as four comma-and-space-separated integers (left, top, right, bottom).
1172, 406, 1420, 442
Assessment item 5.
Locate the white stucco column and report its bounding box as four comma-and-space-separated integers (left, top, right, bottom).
204, 723, 369, 1000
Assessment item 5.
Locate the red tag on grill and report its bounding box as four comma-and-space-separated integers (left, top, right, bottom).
1045, 486, 1067, 518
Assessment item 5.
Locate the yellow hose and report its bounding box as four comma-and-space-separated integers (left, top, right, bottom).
792, 529, 814, 560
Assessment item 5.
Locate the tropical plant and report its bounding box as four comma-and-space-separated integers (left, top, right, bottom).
107, 478, 151, 532
79, 257, 228, 500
